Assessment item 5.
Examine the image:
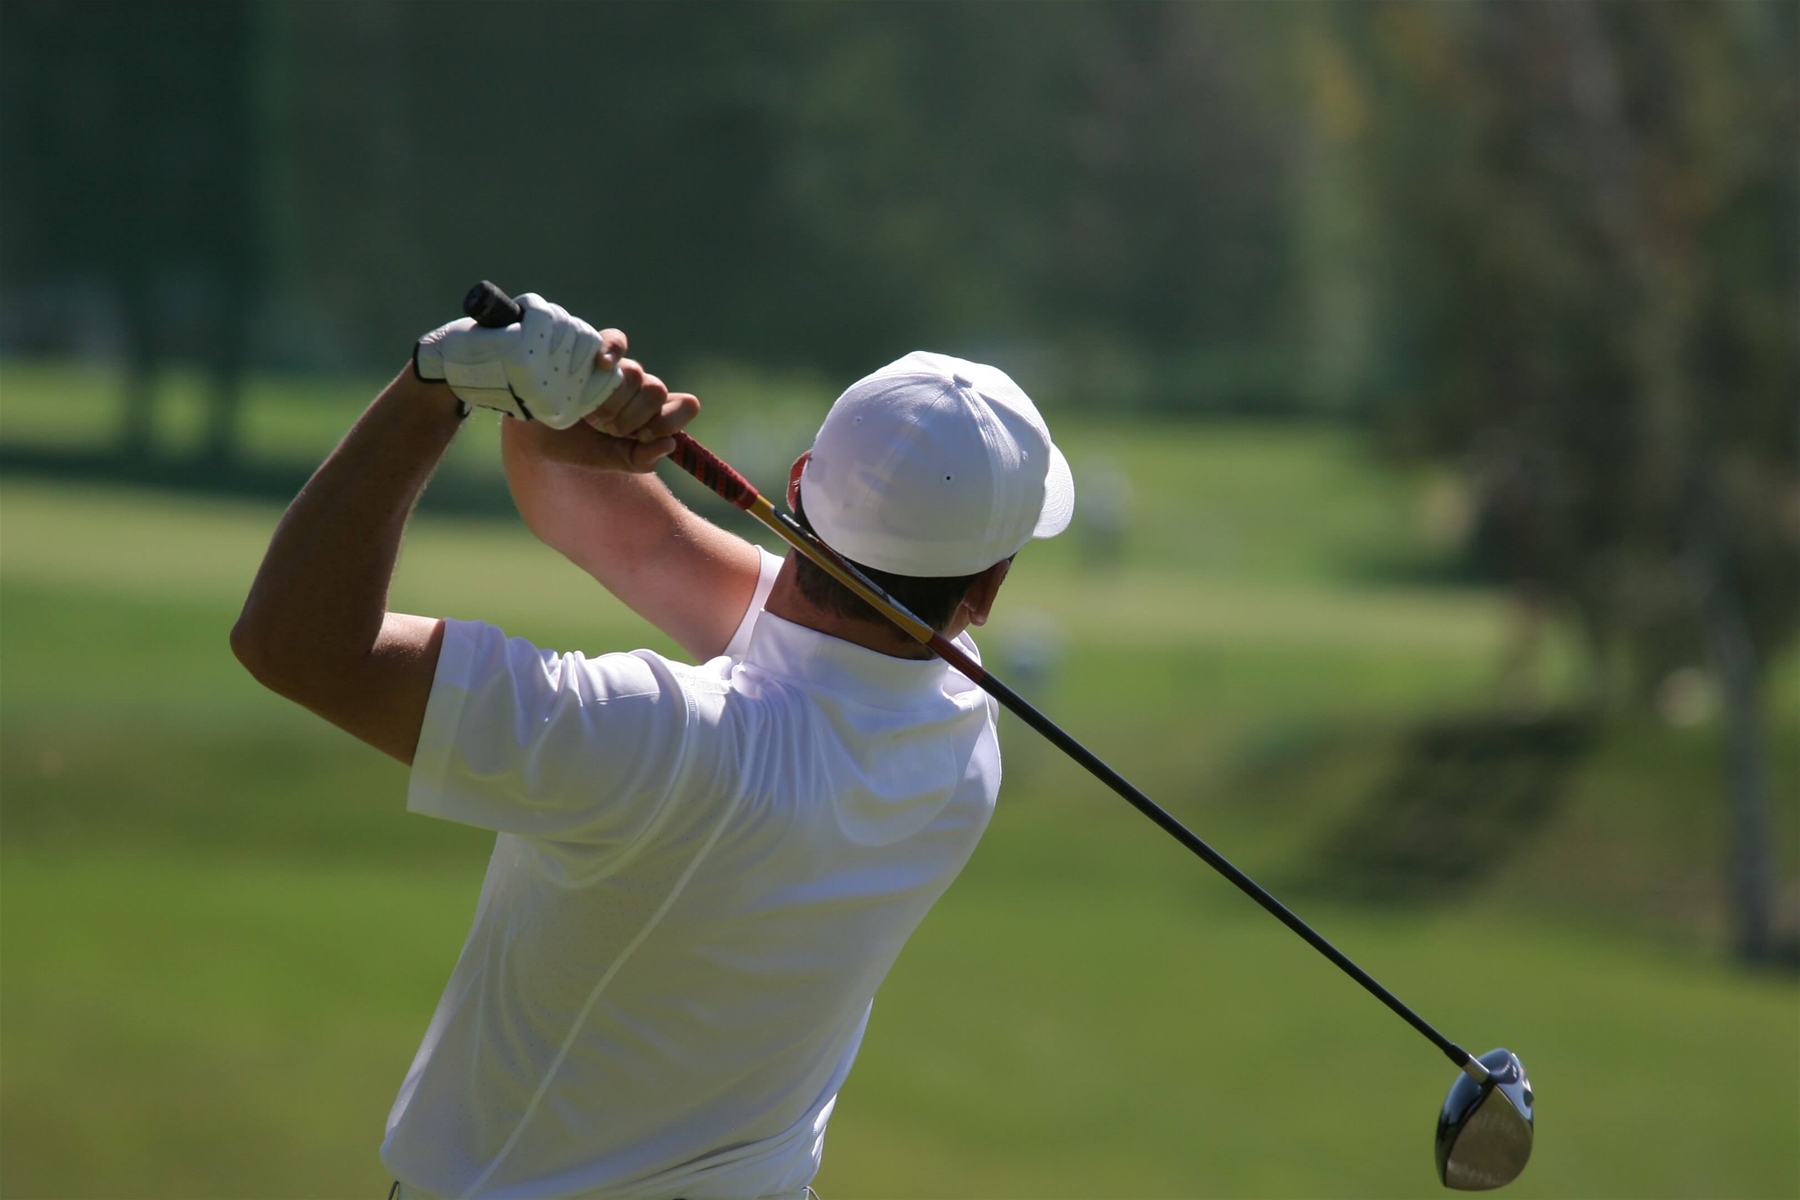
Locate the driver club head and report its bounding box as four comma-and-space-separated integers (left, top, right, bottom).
1436, 1048, 1534, 1190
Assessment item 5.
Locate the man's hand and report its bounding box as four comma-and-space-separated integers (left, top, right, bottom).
414, 293, 624, 430
530, 352, 702, 473
507, 324, 700, 474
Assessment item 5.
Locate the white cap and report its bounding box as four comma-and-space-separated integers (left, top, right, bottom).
799, 351, 1075, 577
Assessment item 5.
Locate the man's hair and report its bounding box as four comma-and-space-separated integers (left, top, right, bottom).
790, 490, 986, 631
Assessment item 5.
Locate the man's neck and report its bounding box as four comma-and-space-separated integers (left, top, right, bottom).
761, 555, 938, 660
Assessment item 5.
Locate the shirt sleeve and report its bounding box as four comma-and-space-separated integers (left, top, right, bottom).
721, 546, 784, 662
407, 620, 697, 844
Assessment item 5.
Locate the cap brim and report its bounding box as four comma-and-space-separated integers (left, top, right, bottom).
1033, 443, 1075, 539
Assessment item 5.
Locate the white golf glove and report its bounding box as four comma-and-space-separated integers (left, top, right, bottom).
413, 293, 622, 430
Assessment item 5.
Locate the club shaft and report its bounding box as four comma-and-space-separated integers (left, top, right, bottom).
460, 279, 1476, 1071
974, 672, 1472, 1067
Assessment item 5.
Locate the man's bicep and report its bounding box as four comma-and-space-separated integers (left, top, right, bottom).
297, 612, 445, 766
656, 515, 766, 659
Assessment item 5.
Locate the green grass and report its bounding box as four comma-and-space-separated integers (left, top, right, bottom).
6, 842, 1796, 1199
2, 365, 1797, 1199
843, 831, 1800, 1198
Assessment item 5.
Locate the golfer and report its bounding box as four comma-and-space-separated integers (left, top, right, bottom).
232, 295, 1073, 1199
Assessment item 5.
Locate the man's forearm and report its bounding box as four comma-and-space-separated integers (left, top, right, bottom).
232, 369, 463, 757
502, 419, 761, 660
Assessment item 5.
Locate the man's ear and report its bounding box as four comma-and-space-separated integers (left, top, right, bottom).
787, 451, 811, 511
960, 558, 1012, 628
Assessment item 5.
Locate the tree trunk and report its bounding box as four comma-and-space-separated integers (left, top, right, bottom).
1550, 1, 1780, 962
1693, 490, 1777, 963
118, 271, 159, 458
200, 281, 251, 466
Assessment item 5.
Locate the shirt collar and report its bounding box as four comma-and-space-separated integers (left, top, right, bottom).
742, 610, 953, 706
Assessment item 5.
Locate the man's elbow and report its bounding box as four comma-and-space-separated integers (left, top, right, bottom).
231, 610, 302, 697
230, 612, 384, 721
231, 611, 272, 682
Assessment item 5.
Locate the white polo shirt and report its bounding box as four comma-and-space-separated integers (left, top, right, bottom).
381, 549, 1001, 1199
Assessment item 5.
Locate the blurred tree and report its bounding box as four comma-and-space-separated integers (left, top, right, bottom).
0, 0, 264, 462
5, 2, 1309, 413
1357, 0, 1798, 961
1291, 6, 1379, 418
272, 1, 807, 377
766, 2, 1298, 397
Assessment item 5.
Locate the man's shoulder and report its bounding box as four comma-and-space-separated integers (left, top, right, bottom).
434, 620, 747, 728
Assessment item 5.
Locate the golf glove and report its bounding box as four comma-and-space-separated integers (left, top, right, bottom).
414, 293, 623, 430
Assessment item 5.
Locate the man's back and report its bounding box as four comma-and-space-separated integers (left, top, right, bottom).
382, 551, 1000, 1199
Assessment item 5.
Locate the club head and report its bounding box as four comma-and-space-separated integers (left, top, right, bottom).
1436, 1048, 1534, 1190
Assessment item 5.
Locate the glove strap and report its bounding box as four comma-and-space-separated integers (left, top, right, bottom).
413, 342, 475, 420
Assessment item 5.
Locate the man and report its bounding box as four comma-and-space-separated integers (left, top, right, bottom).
232, 294, 1073, 1199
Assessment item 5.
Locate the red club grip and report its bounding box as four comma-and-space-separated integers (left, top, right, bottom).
670, 432, 759, 510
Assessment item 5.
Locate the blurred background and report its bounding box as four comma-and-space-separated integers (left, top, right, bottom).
1, 2, 1796, 1196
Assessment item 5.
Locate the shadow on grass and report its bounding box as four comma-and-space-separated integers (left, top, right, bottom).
0, 441, 777, 544
0, 443, 515, 517
1310, 711, 1596, 904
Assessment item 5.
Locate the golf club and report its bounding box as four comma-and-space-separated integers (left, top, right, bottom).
463, 280, 1536, 1190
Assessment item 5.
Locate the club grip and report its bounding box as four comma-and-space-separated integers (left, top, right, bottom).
464, 280, 523, 328
459, 282, 757, 508
671, 432, 759, 510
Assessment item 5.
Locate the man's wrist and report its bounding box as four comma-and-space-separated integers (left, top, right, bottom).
393, 369, 472, 423
411, 338, 476, 418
